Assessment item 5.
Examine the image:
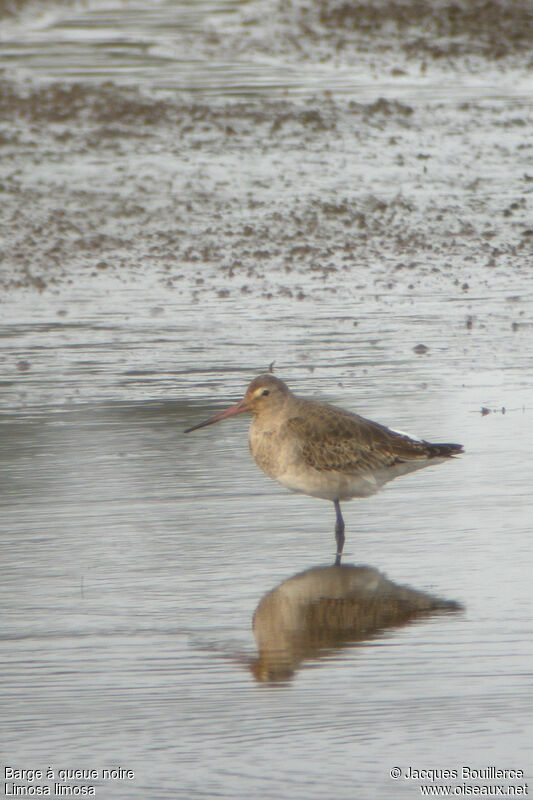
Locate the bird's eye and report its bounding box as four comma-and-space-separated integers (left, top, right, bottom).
262, 389, 270, 396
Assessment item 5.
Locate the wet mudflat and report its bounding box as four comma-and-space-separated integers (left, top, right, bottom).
1, 0, 533, 798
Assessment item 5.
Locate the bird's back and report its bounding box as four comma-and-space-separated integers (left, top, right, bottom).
284, 397, 462, 475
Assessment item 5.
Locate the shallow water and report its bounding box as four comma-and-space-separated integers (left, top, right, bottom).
1, 1, 533, 798
2, 289, 533, 797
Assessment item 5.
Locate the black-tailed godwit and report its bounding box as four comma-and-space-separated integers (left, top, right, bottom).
184, 375, 463, 564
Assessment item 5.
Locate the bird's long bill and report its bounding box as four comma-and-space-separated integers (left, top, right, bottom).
184, 399, 250, 433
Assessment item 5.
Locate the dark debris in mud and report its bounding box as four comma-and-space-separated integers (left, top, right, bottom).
315, 0, 533, 57
0, 80, 411, 132
0, 81, 177, 125
254, 0, 533, 66
0, 77, 531, 299
0, 0, 45, 16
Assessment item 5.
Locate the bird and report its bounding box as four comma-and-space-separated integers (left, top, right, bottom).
184, 374, 463, 565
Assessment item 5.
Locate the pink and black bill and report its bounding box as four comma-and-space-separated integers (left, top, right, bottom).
184, 399, 250, 434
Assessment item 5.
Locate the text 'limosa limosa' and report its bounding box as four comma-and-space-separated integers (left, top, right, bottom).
184, 375, 463, 565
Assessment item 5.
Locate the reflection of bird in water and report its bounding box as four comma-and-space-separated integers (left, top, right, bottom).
185, 374, 463, 564
251, 565, 462, 682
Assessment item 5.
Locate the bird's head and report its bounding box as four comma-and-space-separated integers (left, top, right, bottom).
184, 374, 291, 433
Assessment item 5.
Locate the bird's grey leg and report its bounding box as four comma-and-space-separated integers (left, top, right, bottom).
333, 499, 345, 566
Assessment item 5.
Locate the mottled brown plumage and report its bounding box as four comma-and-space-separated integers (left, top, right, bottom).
184, 374, 463, 564
284, 400, 458, 474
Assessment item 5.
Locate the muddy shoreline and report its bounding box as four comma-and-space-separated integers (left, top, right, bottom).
1, 80, 531, 303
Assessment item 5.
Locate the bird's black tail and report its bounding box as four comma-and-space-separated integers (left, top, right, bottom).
426, 442, 464, 458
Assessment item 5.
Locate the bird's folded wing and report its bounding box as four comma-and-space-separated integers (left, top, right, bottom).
285, 406, 431, 474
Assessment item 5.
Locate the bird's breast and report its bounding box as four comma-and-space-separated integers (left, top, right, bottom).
248, 422, 292, 480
